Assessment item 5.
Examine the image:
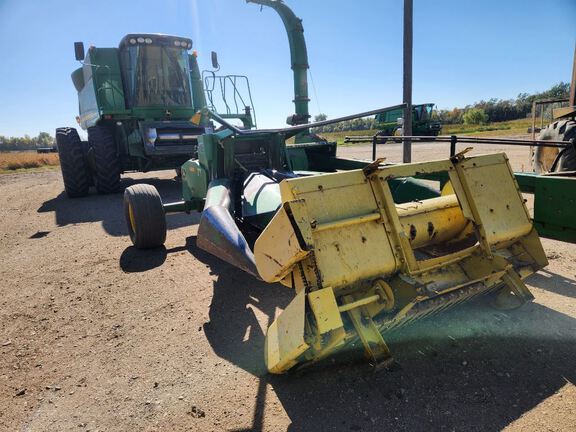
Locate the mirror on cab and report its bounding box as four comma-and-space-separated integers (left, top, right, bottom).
211, 51, 219, 70
74, 42, 85, 61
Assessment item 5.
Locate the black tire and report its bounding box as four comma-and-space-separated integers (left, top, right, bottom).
124, 184, 167, 249
55, 127, 89, 198
80, 140, 95, 187
533, 119, 576, 173
554, 120, 576, 171
375, 130, 389, 144
88, 125, 121, 194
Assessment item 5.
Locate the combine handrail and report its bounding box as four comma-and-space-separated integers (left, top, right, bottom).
203, 73, 258, 128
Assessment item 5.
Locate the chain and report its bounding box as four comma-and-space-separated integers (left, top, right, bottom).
310, 252, 323, 290
298, 262, 311, 292
297, 251, 322, 293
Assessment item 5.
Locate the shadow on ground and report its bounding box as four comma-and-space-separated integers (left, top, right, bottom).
38, 176, 197, 236
186, 233, 576, 432
527, 269, 576, 298
119, 244, 190, 272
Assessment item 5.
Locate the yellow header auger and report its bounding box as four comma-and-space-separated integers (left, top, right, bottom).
125, 143, 547, 374
254, 152, 546, 373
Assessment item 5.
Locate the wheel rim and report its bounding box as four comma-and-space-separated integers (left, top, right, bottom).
534, 146, 560, 173
128, 202, 137, 234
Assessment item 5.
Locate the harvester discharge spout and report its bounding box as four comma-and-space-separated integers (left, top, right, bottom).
247, 0, 311, 139
254, 153, 547, 373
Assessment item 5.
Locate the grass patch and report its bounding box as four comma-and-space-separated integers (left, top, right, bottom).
320, 129, 379, 146
0, 152, 60, 173
440, 118, 534, 136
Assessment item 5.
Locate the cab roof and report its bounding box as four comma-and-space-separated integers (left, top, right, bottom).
119, 34, 192, 50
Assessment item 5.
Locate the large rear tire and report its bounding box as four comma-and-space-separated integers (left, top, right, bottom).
55, 127, 89, 198
124, 184, 167, 249
533, 119, 576, 173
81, 140, 95, 186
88, 125, 121, 194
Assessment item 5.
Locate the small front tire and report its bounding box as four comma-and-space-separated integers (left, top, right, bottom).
124, 184, 167, 249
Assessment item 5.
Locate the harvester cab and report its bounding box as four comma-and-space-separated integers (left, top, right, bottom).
375, 103, 442, 138
56, 33, 256, 198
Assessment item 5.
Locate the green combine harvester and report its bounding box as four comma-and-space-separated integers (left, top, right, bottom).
374, 103, 442, 139
56, 33, 254, 197
122, 0, 549, 374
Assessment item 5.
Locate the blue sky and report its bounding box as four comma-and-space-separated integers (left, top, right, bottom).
0, 0, 574, 137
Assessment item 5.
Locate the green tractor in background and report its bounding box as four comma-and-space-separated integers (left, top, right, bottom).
56, 34, 254, 197
374, 103, 441, 140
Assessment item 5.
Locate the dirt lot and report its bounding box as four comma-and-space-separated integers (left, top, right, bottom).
1, 141, 575, 431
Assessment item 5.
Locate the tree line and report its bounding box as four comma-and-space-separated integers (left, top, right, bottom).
439, 82, 570, 125
0, 132, 55, 152
313, 81, 570, 131
312, 114, 376, 133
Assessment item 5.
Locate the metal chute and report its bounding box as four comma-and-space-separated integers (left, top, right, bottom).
197, 179, 259, 277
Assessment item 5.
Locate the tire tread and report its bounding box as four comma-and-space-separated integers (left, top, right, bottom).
88, 125, 121, 194
124, 184, 166, 249
55, 127, 89, 198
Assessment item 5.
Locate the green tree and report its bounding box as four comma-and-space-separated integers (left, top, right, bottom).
37, 132, 54, 147
463, 108, 488, 125
314, 113, 327, 122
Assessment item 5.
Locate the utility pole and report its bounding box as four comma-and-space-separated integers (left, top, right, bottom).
403, 0, 413, 163
570, 44, 576, 107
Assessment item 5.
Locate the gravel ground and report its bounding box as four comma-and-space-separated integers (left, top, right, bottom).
0, 141, 575, 431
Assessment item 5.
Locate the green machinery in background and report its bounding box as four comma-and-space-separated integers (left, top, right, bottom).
374, 103, 442, 138
56, 33, 255, 197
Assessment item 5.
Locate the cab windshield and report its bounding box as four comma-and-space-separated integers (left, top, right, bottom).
121, 45, 192, 108
414, 104, 434, 121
